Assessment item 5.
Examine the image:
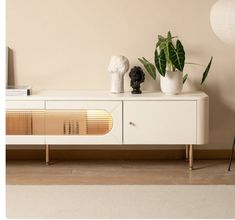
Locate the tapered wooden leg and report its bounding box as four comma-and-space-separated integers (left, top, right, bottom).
189, 144, 193, 170
186, 145, 189, 161
46, 144, 50, 165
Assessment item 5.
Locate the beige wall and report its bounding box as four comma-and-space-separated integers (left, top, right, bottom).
7, 0, 235, 149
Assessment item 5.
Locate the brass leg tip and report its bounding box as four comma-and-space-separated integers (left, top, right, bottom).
46, 162, 50, 166
189, 167, 193, 171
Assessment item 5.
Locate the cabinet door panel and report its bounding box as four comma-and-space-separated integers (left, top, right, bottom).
124, 101, 196, 144
6, 110, 45, 144
45, 101, 122, 144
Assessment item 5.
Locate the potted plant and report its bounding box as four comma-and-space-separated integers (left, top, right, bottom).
138, 31, 213, 95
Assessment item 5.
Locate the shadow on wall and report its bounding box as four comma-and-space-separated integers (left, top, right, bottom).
182, 77, 235, 149
7, 47, 15, 86
203, 84, 235, 149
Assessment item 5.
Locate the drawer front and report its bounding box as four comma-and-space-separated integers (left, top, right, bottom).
124, 101, 197, 144
45, 101, 122, 144
46, 101, 118, 111
6, 100, 44, 109
6, 135, 45, 144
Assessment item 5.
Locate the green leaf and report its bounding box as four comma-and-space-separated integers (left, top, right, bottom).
168, 40, 185, 71
159, 41, 171, 65
157, 32, 177, 48
158, 35, 165, 41
201, 56, 213, 85
167, 31, 177, 41
185, 62, 203, 66
167, 31, 172, 41
156, 39, 162, 48
156, 35, 165, 48
154, 49, 166, 76
183, 74, 188, 84
138, 57, 156, 80
156, 32, 177, 70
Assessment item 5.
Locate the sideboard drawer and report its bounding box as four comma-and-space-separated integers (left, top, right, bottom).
6, 100, 44, 109
46, 101, 120, 110
124, 101, 197, 144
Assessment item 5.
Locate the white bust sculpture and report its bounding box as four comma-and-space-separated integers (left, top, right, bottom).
108, 55, 129, 93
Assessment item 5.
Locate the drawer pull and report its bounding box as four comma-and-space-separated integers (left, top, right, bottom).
129, 122, 135, 126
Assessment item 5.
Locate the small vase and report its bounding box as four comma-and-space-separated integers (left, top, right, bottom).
160, 71, 183, 95
111, 73, 124, 93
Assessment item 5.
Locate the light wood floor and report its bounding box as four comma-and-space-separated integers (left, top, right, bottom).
6, 160, 235, 185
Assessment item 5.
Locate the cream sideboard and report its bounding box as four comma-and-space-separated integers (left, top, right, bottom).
6, 90, 209, 170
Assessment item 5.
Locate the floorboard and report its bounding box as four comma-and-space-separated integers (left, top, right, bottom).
6, 160, 235, 185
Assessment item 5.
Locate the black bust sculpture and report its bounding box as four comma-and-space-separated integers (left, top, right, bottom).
129, 66, 145, 94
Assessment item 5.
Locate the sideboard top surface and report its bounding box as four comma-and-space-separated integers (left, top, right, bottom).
6, 90, 208, 101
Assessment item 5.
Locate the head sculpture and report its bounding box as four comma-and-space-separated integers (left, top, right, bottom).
108, 55, 129, 93
129, 66, 145, 94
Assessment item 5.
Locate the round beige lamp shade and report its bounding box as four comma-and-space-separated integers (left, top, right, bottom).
210, 0, 235, 45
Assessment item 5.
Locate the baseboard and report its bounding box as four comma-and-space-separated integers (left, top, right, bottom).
6, 149, 235, 160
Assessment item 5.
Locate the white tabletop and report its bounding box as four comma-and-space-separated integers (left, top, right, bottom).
6, 90, 208, 101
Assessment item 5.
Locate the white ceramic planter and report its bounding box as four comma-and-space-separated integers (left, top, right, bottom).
160, 71, 183, 95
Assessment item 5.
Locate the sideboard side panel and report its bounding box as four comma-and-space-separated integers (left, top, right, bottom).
196, 98, 209, 145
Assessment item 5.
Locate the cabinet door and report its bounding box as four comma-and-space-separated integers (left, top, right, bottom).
6, 110, 45, 144
124, 101, 196, 144
45, 101, 122, 144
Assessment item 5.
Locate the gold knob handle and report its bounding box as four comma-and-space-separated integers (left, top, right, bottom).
129, 122, 135, 126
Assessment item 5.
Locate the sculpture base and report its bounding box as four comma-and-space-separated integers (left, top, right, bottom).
131, 89, 142, 94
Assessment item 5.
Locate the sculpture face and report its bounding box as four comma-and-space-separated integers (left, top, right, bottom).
108, 55, 130, 93
129, 66, 145, 94
108, 55, 130, 75
130, 72, 144, 82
